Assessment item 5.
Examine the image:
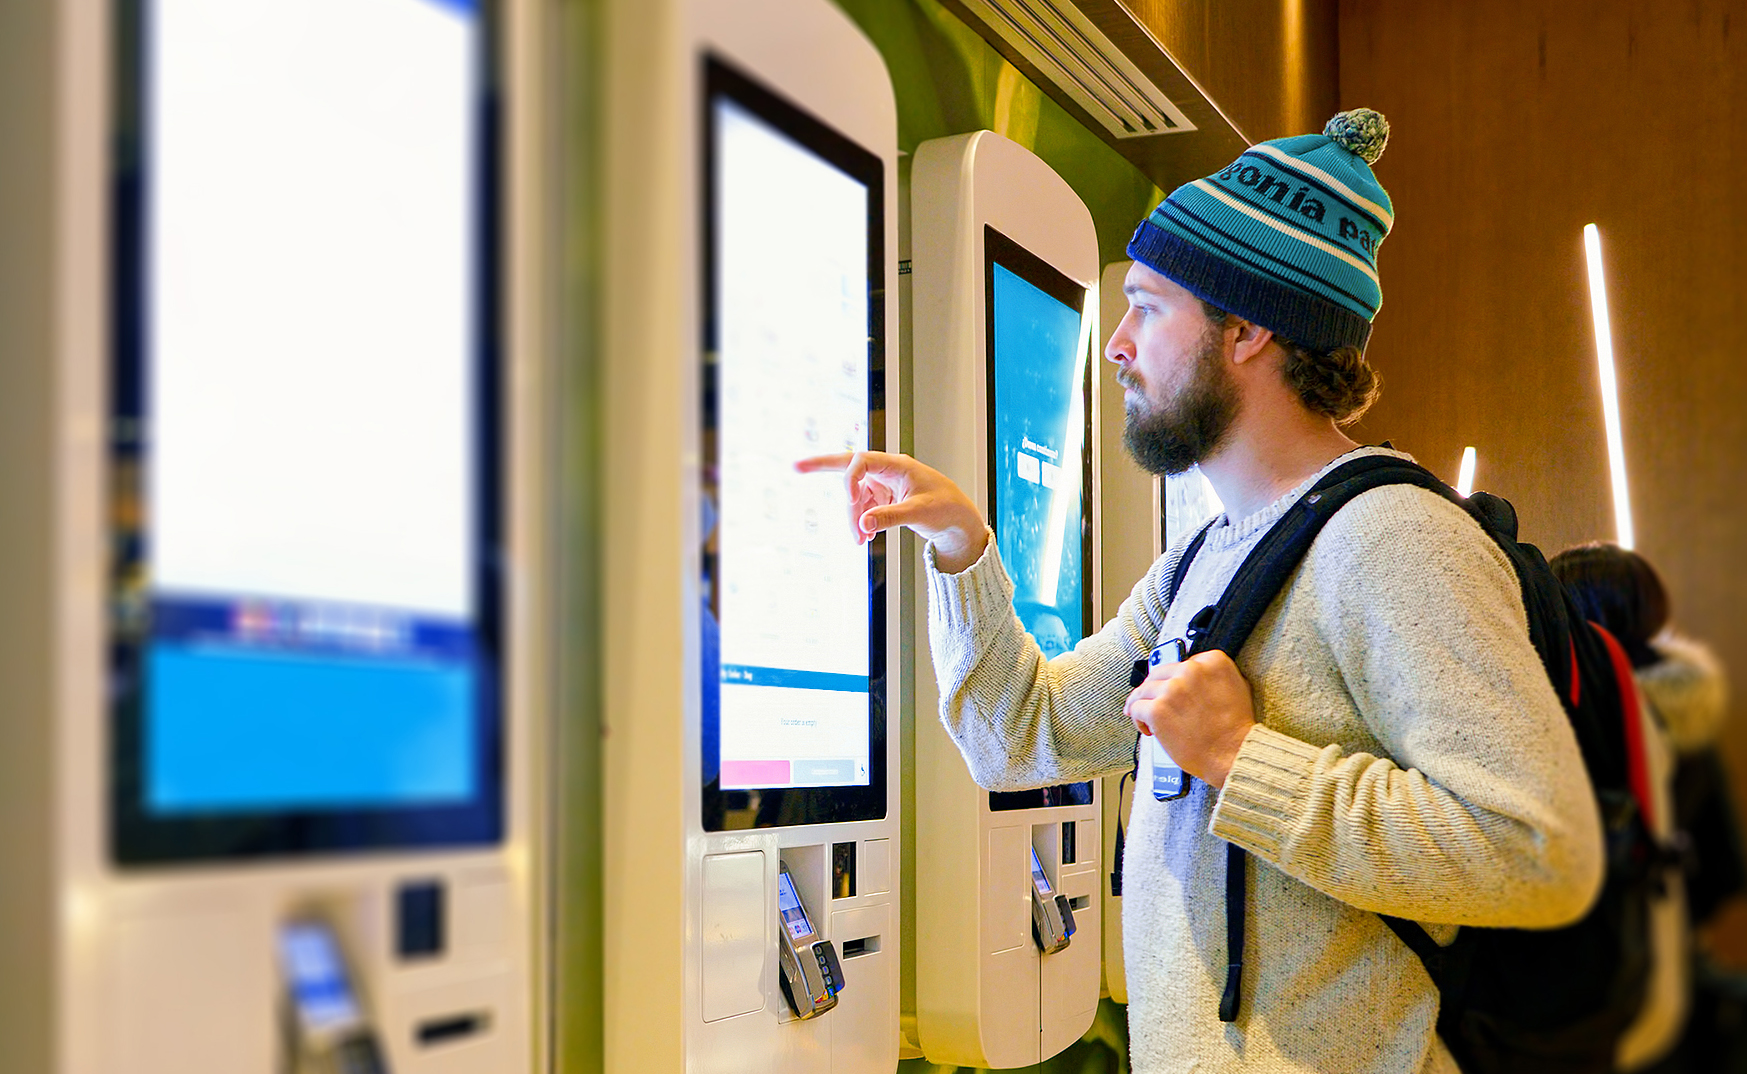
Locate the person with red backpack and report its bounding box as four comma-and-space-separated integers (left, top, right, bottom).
1551, 543, 1740, 1072
800, 109, 1607, 1073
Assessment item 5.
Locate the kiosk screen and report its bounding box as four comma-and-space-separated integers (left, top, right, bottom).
984, 226, 1093, 813
700, 59, 887, 829
110, 0, 502, 862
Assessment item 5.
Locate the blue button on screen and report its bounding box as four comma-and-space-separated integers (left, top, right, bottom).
146, 644, 475, 813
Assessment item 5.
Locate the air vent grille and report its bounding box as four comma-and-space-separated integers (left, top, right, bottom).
956, 0, 1196, 139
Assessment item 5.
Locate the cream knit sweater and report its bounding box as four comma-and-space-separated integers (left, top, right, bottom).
926, 448, 1605, 1073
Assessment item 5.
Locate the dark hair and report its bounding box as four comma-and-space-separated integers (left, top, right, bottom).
1199, 300, 1381, 425
1548, 542, 1670, 669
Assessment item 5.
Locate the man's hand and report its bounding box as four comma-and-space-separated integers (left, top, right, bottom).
794, 451, 988, 573
1125, 650, 1257, 788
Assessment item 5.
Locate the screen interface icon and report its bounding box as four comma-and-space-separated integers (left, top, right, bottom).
703, 73, 877, 797
111, 0, 501, 860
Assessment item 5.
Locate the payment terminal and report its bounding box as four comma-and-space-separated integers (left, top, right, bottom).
279, 919, 388, 1074
776, 861, 845, 1020
1029, 847, 1075, 955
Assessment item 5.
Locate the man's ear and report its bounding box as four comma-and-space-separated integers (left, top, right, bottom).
1228, 319, 1275, 365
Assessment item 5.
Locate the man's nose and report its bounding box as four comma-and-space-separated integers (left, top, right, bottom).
1104, 325, 1132, 365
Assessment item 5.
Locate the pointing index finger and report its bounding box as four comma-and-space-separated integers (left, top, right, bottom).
795, 452, 855, 474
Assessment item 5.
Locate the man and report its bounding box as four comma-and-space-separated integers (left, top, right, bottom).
800, 110, 1602, 1072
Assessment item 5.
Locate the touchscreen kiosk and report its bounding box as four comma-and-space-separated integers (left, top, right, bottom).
671, 6, 901, 1074
0, 0, 540, 1068
908, 130, 1102, 1069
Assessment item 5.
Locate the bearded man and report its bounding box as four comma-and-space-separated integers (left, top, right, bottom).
799, 110, 1602, 1073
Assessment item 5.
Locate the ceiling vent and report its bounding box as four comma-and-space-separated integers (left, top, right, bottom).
952, 0, 1196, 139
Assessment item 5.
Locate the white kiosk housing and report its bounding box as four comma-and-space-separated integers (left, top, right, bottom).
593, 2, 901, 1072
909, 130, 1103, 1068
0, 0, 549, 1071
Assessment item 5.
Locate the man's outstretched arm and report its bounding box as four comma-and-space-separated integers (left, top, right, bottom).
796, 450, 1155, 787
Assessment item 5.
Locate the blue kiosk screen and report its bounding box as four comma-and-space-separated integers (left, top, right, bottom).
985, 226, 1094, 814
987, 241, 1090, 656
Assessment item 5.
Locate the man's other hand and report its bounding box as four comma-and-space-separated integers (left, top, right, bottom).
794, 451, 988, 573
1124, 650, 1257, 788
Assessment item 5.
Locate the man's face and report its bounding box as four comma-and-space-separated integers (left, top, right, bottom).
1104, 262, 1239, 476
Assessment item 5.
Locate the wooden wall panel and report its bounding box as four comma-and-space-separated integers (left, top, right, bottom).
1125, 0, 1340, 142
1340, 0, 1747, 951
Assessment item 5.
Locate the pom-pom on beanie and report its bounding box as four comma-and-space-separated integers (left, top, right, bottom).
1126, 108, 1394, 352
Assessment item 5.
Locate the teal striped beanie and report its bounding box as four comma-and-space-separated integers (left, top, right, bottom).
1127, 108, 1393, 353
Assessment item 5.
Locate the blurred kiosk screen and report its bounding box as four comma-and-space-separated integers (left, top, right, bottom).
984, 226, 1093, 813
110, 0, 502, 862
701, 58, 886, 829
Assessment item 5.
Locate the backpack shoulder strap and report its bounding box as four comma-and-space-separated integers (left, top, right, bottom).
1167, 519, 1217, 607
1188, 454, 1447, 659
1592, 622, 1659, 831
1184, 454, 1451, 1024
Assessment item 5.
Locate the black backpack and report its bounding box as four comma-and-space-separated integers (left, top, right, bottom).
1161, 453, 1662, 1074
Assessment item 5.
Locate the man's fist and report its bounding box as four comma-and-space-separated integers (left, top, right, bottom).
1124, 649, 1257, 788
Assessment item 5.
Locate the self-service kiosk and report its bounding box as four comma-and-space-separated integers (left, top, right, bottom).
591, 2, 901, 1072
0, 0, 547, 1070
908, 130, 1103, 1068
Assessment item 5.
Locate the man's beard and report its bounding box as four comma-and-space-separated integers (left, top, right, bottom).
1121, 324, 1239, 476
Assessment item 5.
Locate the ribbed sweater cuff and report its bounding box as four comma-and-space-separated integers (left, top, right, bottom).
1210, 725, 1324, 861
925, 528, 1010, 633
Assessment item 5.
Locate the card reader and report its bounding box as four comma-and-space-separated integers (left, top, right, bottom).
1029, 846, 1075, 954
776, 861, 844, 1019
278, 918, 389, 1074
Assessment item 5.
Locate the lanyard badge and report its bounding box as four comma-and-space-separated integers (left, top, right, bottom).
1132, 639, 1192, 802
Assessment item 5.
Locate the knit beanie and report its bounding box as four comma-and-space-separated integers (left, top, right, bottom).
1126, 108, 1393, 353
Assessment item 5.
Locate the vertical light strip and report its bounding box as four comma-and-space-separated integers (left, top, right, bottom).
1455, 446, 1477, 497
1583, 223, 1635, 549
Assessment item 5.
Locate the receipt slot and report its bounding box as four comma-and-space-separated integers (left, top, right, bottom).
907, 130, 1104, 1068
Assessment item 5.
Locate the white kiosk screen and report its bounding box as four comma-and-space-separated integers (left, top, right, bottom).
700, 59, 886, 828
712, 96, 869, 791
110, 0, 501, 861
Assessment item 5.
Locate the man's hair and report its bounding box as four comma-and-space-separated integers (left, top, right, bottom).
1199, 300, 1381, 425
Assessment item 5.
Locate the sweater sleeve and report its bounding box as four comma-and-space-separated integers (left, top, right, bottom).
1209, 486, 1605, 929
925, 530, 1174, 789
